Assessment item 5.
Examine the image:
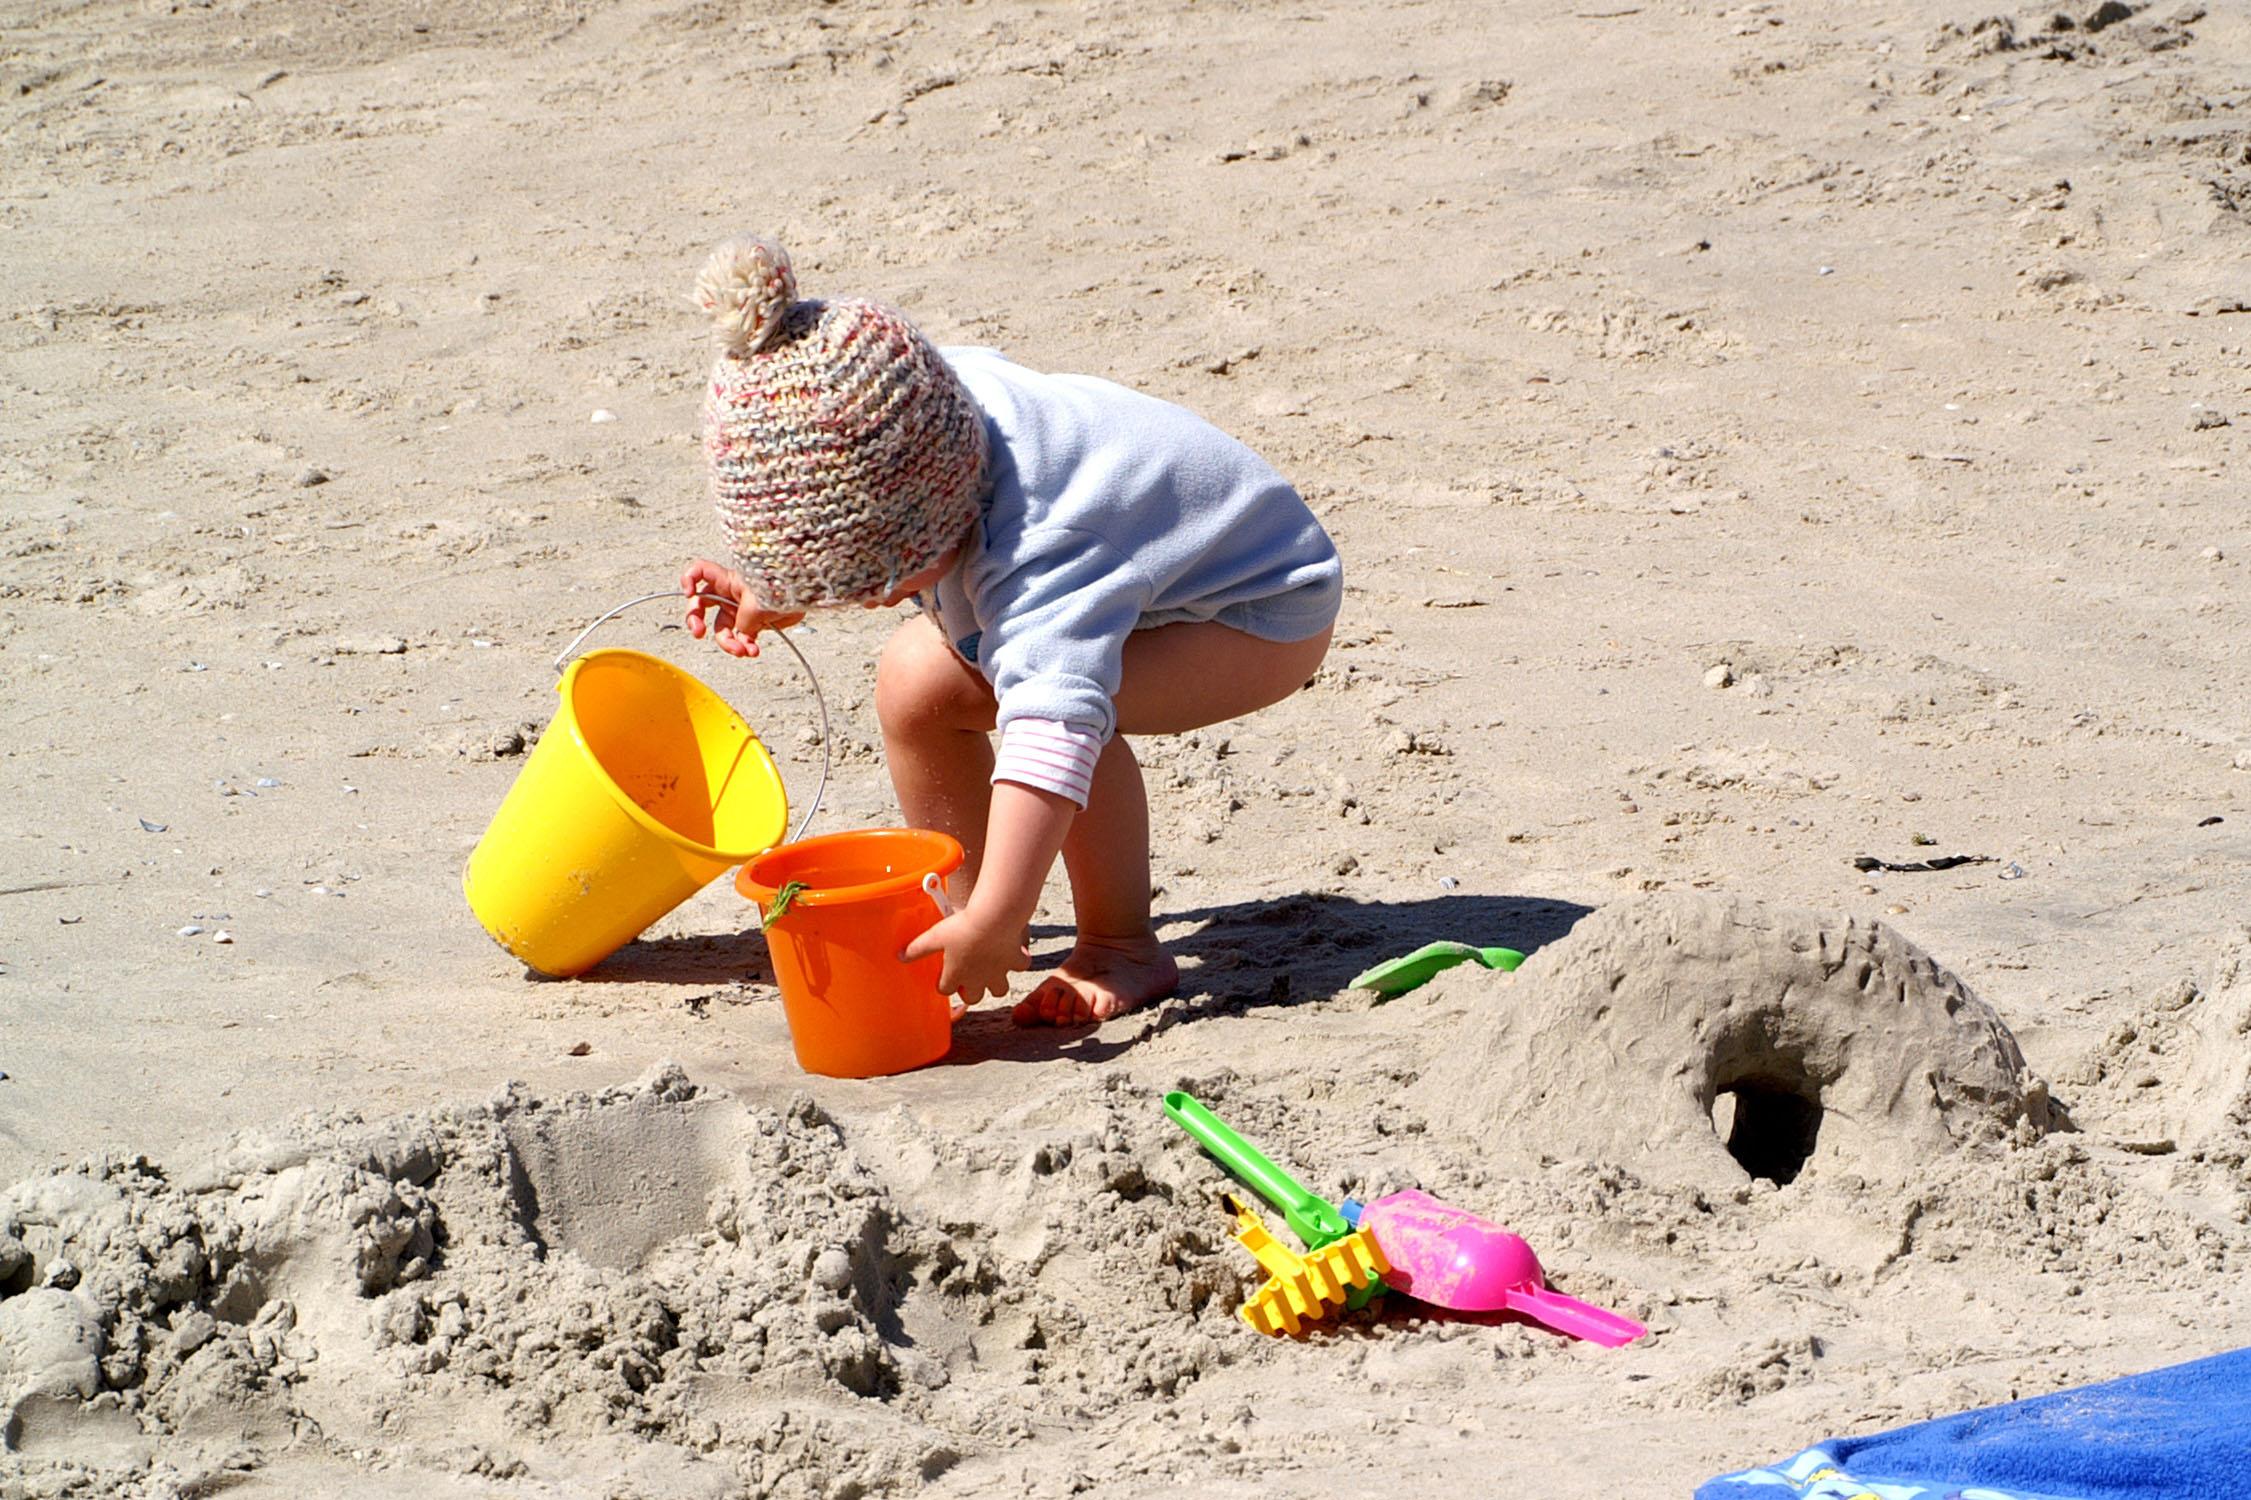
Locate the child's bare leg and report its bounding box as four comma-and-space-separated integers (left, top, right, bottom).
1014, 619, 1334, 1027
875, 615, 997, 895
1011, 735, 1175, 1025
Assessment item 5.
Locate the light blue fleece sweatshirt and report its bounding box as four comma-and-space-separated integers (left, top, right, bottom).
923, 346, 1343, 746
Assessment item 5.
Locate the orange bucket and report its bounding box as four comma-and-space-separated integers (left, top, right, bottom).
738, 828, 964, 1078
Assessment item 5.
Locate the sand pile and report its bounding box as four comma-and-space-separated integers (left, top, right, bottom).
1362, 897, 2242, 1337
5, 911, 2251, 1495
1411, 893, 2054, 1189
2059, 925, 2251, 1214
0, 1063, 1275, 1499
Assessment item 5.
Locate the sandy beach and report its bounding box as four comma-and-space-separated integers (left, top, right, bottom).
3, 0, 2248, 1494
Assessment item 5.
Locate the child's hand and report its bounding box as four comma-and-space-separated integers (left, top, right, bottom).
680, 558, 805, 658
901, 907, 1030, 1008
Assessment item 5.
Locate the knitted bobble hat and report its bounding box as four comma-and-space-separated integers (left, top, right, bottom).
695, 236, 991, 611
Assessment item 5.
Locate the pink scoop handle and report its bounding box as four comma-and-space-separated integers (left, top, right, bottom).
1500, 1286, 1647, 1348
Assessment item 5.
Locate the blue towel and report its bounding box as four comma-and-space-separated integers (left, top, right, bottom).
1696, 1347, 2251, 1500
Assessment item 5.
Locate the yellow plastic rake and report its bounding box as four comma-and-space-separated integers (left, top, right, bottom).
1225, 1194, 1390, 1337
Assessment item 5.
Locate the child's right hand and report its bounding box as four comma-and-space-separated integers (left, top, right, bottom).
901, 905, 1032, 1009
680, 558, 805, 658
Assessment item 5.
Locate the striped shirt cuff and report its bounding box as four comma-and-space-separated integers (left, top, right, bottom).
992, 718, 1103, 808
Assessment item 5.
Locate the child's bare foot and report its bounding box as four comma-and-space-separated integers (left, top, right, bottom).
1011, 933, 1178, 1026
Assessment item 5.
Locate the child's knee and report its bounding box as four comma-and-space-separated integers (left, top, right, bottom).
876, 619, 992, 733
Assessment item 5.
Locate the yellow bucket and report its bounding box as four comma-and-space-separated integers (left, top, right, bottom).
464, 647, 790, 977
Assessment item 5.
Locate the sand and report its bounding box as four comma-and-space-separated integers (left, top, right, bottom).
3, 0, 2249, 1493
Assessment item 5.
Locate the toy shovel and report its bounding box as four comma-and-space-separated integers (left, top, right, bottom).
1163, 1091, 1388, 1315
1163, 1092, 1355, 1248
1350, 941, 1524, 997
1343, 1189, 1645, 1347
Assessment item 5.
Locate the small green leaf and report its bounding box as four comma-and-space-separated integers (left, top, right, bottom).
761, 880, 809, 932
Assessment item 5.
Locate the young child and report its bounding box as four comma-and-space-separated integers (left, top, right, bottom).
679, 237, 1341, 1027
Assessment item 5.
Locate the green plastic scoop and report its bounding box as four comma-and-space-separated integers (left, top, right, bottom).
1350, 940, 1524, 997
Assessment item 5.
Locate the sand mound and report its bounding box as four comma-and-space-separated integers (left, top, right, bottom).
1412, 893, 2052, 1188
0, 1064, 1270, 1498
2059, 926, 2251, 1210
2, 993, 2244, 1497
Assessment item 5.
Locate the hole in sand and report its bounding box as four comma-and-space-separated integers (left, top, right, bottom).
503, 1091, 744, 1272
1716, 1077, 1823, 1186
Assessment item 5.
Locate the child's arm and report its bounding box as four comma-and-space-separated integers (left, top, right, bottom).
680, 558, 806, 658
900, 780, 1073, 1003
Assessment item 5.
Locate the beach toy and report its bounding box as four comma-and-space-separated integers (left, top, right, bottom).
1164, 1092, 1354, 1247
465, 648, 792, 977
1342, 1189, 1646, 1347
1223, 1194, 1389, 1337
464, 590, 826, 977
739, 828, 964, 1078
1163, 1091, 1388, 1324
1351, 940, 1525, 997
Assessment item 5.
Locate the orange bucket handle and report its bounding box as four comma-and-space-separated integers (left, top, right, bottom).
552, 589, 830, 843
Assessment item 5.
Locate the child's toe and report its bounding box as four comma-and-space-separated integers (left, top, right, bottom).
1010, 976, 1096, 1027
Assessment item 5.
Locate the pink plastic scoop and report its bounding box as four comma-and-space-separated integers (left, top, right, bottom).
1345, 1189, 1646, 1348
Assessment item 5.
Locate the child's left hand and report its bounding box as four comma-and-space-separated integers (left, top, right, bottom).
681, 558, 805, 658
902, 907, 1029, 1008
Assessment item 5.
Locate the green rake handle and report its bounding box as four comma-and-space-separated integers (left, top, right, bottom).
1163, 1091, 1352, 1248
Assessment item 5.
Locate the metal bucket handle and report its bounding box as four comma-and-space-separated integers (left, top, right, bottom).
552, 589, 830, 844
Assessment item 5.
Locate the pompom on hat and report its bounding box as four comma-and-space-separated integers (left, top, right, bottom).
694, 236, 991, 610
